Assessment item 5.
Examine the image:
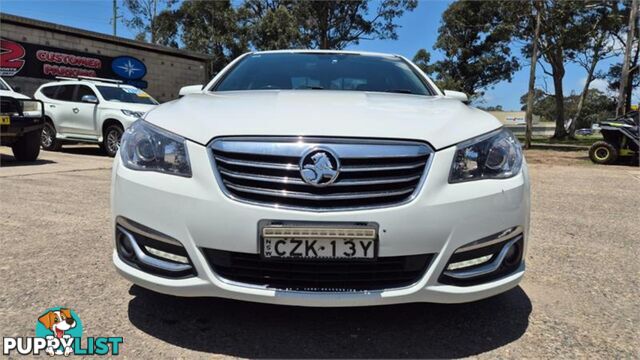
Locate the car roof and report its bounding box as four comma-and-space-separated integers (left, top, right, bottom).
249, 49, 401, 59
40, 80, 131, 88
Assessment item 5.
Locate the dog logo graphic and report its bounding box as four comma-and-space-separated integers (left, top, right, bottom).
36, 307, 82, 356
299, 148, 340, 186
39, 308, 77, 339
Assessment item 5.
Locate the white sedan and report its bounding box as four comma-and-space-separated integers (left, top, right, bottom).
111, 50, 530, 306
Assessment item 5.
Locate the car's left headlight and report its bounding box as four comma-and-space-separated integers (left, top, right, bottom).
449, 128, 522, 183
120, 120, 192, 177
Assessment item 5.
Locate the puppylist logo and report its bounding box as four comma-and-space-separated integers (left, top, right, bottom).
3, 307, 123, 356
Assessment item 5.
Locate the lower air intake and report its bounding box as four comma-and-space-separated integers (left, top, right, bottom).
203, 249, 434, 292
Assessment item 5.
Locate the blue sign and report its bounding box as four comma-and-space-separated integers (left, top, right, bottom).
111, 56, 146, 80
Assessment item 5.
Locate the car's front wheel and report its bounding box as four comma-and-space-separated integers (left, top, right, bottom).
102, 124, 123, 157
12, 130, 41, 161
41, 122, 62, 151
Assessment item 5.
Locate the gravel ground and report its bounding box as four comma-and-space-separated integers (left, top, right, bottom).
1, 146, 638, 359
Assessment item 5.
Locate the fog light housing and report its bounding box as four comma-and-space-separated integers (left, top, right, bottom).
439, 227, 524, 286
115, 217, 196, 278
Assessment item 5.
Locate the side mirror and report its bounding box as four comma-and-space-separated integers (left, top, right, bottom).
179, 84, 204, 97
81, 95, 99, 104
443, 90, 469, 104
13, 86, 21, 93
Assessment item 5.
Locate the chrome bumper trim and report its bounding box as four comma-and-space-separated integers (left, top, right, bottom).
117, 225, 192, 273
443, 236, 521, 280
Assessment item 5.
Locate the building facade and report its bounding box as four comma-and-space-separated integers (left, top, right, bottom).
0, 14, 211, 102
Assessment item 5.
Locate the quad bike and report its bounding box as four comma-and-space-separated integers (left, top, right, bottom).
589, 111, 639, 165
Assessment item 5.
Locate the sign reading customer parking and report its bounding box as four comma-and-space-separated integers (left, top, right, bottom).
0, 38, 148, 88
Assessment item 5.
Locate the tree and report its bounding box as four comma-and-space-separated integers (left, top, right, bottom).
520, 88, 616, 128
607, 62, 640, 103
153, 9, 180, 47
616, 0, 639, 115
411, 48, 432, 74
430, 1, 520, 98
520, 89, 557, 121
238, 0, 417, 51
123, 0, 176, 44
518, 1, 607, 139
178, 0, 249, 72
295, 0, 418, 49
238, 0, 303, 50
525, 0, 542, 149
476, 105, 504, 111
569, 2, 623, 137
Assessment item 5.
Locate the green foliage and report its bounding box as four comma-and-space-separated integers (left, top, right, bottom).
520, 89, 617, 128
123, 0, 177, 43
153, 10, 180, 47
178, 0, 249, 72
476, 105, 504, 112
411, 48, 431, 74
238, 0, 304, 50
296, 0, 417, 49
147, 0, 417, 72
239, 0, 417, 50
517, 1, 626, 138
429, 1, 520, 98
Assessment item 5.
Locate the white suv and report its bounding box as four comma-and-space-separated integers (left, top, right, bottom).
112, 50, 530, 306
34, 77, 158, 156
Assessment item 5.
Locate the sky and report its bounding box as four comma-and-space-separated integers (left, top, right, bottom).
0, 0, 634, 110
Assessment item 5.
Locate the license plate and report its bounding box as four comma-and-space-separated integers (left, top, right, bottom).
0, 116, 9, 125
261, 224, 377, 260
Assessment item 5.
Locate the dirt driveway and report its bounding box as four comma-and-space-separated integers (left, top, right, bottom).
1, 146, 638, 358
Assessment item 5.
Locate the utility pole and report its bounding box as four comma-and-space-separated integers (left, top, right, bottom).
617, 0, 638, 116
112, 0, 122, 37
525, 1, 542, 149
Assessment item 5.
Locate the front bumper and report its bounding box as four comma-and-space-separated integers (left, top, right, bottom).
111, 141, 530, 306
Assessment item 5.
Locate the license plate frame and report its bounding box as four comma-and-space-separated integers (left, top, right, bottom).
258, 220, 379, 261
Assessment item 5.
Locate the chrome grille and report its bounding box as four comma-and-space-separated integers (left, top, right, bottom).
209, 137, 433, 211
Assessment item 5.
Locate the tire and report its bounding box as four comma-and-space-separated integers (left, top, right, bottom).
589, 141, 618, 165
41, 122, 62, 151
11, 130, 41, 161
102, 124, 123, 157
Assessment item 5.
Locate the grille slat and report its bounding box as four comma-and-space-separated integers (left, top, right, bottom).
203, 249, 434, 292
224, 181, 416, 201
214, 154, 300, 170
339, 161, 427, 172
210, 137, 433, 211
219, 167, 422, 186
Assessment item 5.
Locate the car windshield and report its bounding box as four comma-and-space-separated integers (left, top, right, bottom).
96, 86, 158, 105
213, 53, 434, 96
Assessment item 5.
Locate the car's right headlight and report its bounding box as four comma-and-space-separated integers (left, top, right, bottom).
449, 128, 522, 183
120, 120, 192, 177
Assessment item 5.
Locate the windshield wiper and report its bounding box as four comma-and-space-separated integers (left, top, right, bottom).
385, 89, 413, 94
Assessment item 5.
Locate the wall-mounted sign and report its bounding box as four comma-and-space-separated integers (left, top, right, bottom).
0, 39, 26, 76
0, 38, 148, 88
111, 56, 146, 80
